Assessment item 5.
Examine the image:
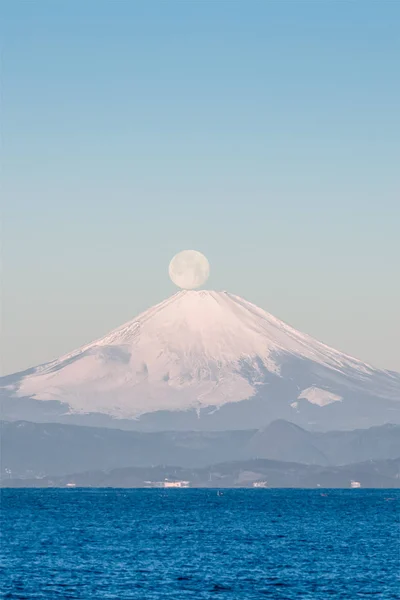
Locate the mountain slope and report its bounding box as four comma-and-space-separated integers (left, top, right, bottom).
1, 291, 399, 430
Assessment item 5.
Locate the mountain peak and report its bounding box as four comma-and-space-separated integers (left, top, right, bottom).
53, 289, 376, 377
1, 291, 399, 429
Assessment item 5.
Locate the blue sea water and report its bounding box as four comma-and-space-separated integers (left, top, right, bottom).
1, 489, 399, 599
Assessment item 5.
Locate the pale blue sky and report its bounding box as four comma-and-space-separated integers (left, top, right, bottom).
2, 1, 399, 374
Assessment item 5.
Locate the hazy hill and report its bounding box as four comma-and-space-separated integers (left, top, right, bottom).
1, 420, 399, 479
3, 458, 400, 489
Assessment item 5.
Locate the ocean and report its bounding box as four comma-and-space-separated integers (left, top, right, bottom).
1, 489, 399, 599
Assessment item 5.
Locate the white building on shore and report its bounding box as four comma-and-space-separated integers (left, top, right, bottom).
144, 480, 190, 488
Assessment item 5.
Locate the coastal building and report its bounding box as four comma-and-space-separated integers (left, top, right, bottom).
144, 480, 190, 488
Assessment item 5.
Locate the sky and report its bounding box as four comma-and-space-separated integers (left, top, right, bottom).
2, 1, 399, 375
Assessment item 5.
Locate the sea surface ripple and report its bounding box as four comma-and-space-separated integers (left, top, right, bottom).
1, 489, 399, 599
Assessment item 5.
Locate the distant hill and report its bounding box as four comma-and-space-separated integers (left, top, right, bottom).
2, 458, 400, 489
245, 420, 400, 465
1, 420, 399, 479
0, 420, 250, 478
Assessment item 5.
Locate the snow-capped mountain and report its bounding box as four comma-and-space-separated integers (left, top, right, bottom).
1, 291, 399, 430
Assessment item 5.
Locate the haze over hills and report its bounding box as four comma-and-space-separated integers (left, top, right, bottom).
3, 458, 400, 489
1, 291, 399, 431
2, 420, 399, 479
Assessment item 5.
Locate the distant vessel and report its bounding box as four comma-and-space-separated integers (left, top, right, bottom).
350, 481, 361, 488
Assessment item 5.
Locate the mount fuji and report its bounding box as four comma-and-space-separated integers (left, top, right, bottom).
1, 290, 399, 430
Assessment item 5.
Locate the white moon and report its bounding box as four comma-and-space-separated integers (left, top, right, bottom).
169, 250, 210, 289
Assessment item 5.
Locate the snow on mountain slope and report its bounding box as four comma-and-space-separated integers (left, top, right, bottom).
1, 291, 399, 426
297, 387, 342, 407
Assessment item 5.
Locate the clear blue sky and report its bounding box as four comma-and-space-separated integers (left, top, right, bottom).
2, 1, 399, 374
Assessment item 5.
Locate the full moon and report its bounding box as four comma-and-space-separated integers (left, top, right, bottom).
169, 250, 210, 289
